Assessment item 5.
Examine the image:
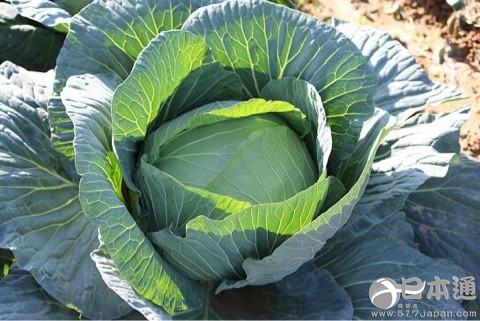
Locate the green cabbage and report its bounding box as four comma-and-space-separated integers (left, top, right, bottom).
0, 0, 478, 319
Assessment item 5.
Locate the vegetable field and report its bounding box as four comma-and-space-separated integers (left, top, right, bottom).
0, 0, 479, 319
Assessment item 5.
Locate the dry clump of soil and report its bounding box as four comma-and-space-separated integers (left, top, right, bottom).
296, 0, 480, 159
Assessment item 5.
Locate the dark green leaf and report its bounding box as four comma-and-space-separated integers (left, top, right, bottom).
0, 267, 80, 320
0, 62, 131, 319
0, 3, 64, 71
317, 213, 467, 320
334, 108, 469, 245
404, 156, 480, 291
211, 263, 353, 320
332, 20, 465, 118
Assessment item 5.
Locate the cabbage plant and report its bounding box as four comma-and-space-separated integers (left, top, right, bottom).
0, 0, 479, 319
0, 0, 93, 71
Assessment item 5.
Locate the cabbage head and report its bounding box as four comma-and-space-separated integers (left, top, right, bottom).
0, 0, 478, 319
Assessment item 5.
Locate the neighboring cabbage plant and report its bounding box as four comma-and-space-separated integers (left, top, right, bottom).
0, 0, 479, 319
0, 0, 92, 71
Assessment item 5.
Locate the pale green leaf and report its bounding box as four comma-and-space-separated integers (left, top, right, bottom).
143, 99, 310, 163
137, 159, 251, 234
150, 175, 333, 282
216, 109, 390, 292
137, 98, 314, 233
260, 77, 332, 173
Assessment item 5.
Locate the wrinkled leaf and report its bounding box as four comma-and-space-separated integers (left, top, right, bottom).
404, 156, 480, 290
92, 249, 171, 321
332, 20, 465, 118
333, 108, 469, 244
0, 62, 130, 319
316, 213, 467, 319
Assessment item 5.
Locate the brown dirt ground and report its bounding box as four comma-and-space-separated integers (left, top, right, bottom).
295, 0, 480, 159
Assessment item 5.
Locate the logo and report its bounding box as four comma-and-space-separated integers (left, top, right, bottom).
369, 278, 426, 309
369, 278, 402, 309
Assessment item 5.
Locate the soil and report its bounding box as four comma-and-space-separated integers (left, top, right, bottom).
295, 0, 480, 159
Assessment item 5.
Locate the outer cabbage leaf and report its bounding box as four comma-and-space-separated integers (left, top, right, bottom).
62, 73, 204, 315
404, 156, 480, 292
210, 263, 353, 320
0, 3, 64, 71
0, 267, 80, 320
9, 0, 71, 33
0, 62, 131, 320
183, 0, 377, 164
331, 108, 469, 244
331, 20, 465, 118
316, 213, 467, 319
49, 0, 226, 158
9, 0, 93, 33
93, 250, 353, 320
0, 61, 54, 113
91, 249, 171, 321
